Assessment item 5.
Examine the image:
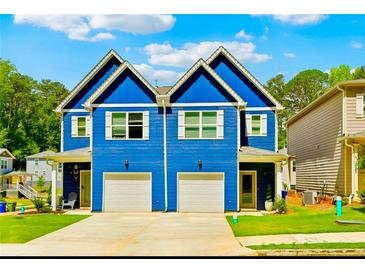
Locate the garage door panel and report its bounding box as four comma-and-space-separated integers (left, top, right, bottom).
104, 173, 151, 212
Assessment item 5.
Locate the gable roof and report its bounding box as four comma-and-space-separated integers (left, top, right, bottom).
83, 61, 160, 108
25, 150, 56, 159
0, 148, 15, 159
55, 49, 124, 112
165, 59, 246, 106
206, 46, 283, 110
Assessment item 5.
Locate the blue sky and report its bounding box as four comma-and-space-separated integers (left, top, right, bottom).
0, 14, 364, 89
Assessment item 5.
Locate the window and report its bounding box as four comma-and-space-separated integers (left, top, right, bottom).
246, 114, 267, 136
111, 112, 144, 139
363, 96, 365, 117
34, 170, 39, 176
34, 158, 39, 165
42, 170, 46, 176
77, 117, 87, 137
251, 115, 261, 135
184, 111, 218, 139
57, 163, 63, 173
292, 160, 296, 172
0, 159, 8, 169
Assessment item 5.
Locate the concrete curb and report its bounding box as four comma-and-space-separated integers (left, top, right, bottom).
255, 249, 365, 257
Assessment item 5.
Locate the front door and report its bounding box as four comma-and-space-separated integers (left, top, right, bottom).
80, 171, 91, 207
240, 171, 256, 209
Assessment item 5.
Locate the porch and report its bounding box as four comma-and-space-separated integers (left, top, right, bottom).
44, 147, 91, 211
238, 146, 289, 211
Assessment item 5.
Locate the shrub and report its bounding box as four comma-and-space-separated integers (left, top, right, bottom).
359, 190, 365, 203
36, 176, 46, 192
274, 197, 287, 214
40, 206, 52, 213
265, 184, 273, 202
46, 185, 52, 205
31, 198, 45, 213
282, 182, 288, 191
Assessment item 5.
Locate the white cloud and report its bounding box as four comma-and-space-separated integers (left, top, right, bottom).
143, 41, 271, 68
235, 29, 253, 40
133, 63, 183, 83
272, 15, 328, 25
260, 26, 270, 41
351, 41, 363, 49
283, 52, 296, 59
87, 15, 175, 34
14, 14, 176, 42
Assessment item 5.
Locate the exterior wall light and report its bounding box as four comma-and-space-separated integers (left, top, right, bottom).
125, 160, 129, 169
198, 160, 202, 169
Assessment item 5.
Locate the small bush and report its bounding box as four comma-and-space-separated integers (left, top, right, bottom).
274, 197, 287, 214
31, 198, 45, 213
265, 184, 273, 202
40, 206, 52, 213
36, 176, 46, 192
359, 190, 365, 203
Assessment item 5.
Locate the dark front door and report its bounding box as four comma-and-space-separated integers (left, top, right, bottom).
240, 171, 256, 209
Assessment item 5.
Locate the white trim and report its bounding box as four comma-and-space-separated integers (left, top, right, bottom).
245, 107, 277, 111
90, 109, 93, 211
107, 111, 148, 140
181, 110, 221, 140
166, 59, 246, 106
84, 61, 159, 108
61, 115, 64, 152
206, 46, 283, 110
163, 102, 168, 211
356, 93, 365, 117
55, 50, 124, 112
171, 102, 238, 107
237, 108, 241, 211
72, 116, 89, 138
176, 172, 225, 213
92, 103, 159, 108
80, 170, 91, 207
275, 110, 278, 152
0, 148, 15, 159
239, 170, 257, 209
62, 109, 89, 113
245, 114, 267, 137
102, 172, 153, 212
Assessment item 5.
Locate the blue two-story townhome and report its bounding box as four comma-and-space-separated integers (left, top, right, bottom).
47, 46, 288, 213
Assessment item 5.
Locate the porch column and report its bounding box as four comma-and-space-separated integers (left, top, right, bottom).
354, 144, 360, 198
275, 162, 283, 198
51, 162, 58, 211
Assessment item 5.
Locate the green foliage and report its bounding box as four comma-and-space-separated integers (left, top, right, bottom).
282, 182, 288, 190
359, 190, 365, 203
353, 66, 365, 79
328, 64, 353, 87
36, 176, 45, 192
265, 184, 273, 202
0, 59, 68, 169
31, 198, 45, 213
274, 197, 287, 214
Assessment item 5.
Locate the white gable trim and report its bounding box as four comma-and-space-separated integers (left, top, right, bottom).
206, 46, 284, 110
166, 59, 246, 107
55, 50, 124, 112
62, 109, 89, 113
84, 61, 159, 109
0, 148, 15, 159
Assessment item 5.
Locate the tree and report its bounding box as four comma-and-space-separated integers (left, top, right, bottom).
353, 66, 365, 79
36, 175, 46, 192
328, 64, 353, 87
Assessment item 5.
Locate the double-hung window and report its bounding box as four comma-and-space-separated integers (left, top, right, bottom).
179, 110, 224, 139
106, 111, 149, 140
356, 93, 365, 117
0, 159, 8, 169
246, 114, 267, 136
71, 116, 90, 137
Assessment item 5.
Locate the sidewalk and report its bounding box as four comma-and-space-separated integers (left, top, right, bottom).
238, 232, 365, 246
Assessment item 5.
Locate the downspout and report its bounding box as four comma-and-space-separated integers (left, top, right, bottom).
162, 99, 168, 212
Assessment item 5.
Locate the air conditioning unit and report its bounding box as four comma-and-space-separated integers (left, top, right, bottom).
302, 191, 317, 205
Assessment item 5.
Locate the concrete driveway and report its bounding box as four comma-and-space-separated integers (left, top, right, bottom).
0, 213, 250, 256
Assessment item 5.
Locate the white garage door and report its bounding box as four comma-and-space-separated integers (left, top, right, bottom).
104, 173, 151, 212
178, 173, 224, 213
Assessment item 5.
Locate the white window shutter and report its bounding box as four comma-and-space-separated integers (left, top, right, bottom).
245, 114, 252, 136
356, 95, 364, 116
178, 111, 185, 139
105, 112, 112, 140
71, 116, 78, 137
217, 110, 224, 139
86, 116, 91, 137
261, 114, 268, 136
143, 111, 149, 140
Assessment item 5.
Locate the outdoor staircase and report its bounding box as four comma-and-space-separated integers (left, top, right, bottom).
17, 184, 38, 200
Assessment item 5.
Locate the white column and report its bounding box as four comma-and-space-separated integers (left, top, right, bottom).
51, 162, 58, 211
275, 162, 283, 198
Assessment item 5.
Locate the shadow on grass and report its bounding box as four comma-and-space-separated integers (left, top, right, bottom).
352, 206, 365, 215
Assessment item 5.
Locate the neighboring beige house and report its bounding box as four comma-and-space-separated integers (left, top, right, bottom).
279, 148, 296, 188
287, 80, 365, 199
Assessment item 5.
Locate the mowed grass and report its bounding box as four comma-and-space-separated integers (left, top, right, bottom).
248, 242, 365, 250
227, 204, 365, 237
0, 214, 90, 243
4, 197, 34, 207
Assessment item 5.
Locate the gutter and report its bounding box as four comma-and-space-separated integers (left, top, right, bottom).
162, 99, 168, 212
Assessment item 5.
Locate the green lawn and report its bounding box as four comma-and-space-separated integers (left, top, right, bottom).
248, 242, 365, 250
227, 205, 365, 237
4, 197, 34, 208
0, 214, 90, 243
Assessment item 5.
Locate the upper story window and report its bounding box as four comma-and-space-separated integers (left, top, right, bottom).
42, 170, 46, 176
34, 158, 39, 166
292, 160, 297, 172
57, 163, 63, 173
71, 116, 90, 138
178, 110, 224, 139
0, 159, 8, 169
105, 111, 149, 140
246, 114, 267, 136
34, 170, 39, 176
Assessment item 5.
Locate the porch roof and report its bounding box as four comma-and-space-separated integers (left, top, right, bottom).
2, 171, 33, 177
44, 147, 91, 163
239, 146, 289, 163
338, 132, 365, 144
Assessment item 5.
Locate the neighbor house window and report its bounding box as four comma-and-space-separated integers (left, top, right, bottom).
34, 158, 39, 165
57, 163, 63, 173
0, 159, 8, 169
111, 112, 144, 139
77, 117, 87, 137
184, 111, 218, 139
34, 170, 39, 176
292, 160, 296, 172
363, 96, 365, 116
42, 170, 46, 176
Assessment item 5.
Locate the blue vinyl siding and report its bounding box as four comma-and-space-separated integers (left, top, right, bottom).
92, 107, 164, 211
94, 69, 155, 104
65, 56, 121, 109
210, 54, 275, 107
170, 67, 236, 103
240, 163, 275, 210
241, 110, 276, 151
63, 112, 90, 151
63, 162, 91, 208
167, 106, 238, 211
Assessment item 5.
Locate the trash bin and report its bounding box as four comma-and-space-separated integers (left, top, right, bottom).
0, 202, 6, 213
336, 196, 342, 216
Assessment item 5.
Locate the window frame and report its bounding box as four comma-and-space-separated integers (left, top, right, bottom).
110, 111, 144, 140
183, 111, 219, 139
76, 116, 87, 137
246, 114, 267, 137
0, 159, 8, 169
34, 158, 39, 166
250, 114, 262, 136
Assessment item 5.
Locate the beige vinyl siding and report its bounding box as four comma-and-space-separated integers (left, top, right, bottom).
359, 148, 365, 192
345, 86, 365, 135
288, 91, 344, 195
344, 146, 353, 195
